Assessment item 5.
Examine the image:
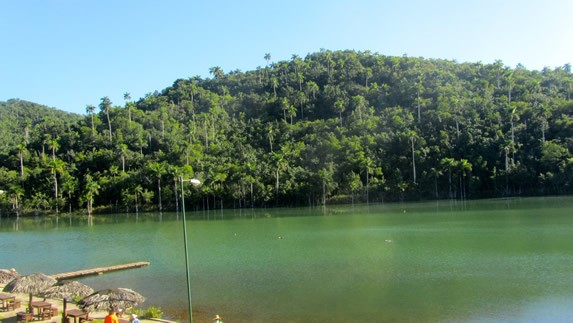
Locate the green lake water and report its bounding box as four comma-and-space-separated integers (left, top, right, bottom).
2, 196, 573, 322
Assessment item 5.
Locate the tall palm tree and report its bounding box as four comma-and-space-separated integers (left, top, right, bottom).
99, 96, 113, 143
83, 174, 100, 217
118, 143, 128, 173
441, 157, 457, 199
17, 144, 27, 178
49, 158, 65, 214
134, 185, 143, 214
86, 104, 96, 138
124, 92, 132, 123
264, 53, 271, 66
147, 162, 166, 211
209, 66, 223, 79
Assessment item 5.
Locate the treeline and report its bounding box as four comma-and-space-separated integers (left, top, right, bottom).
1, 50, 573, 217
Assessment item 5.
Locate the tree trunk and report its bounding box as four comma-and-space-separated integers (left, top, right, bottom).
157, 178, 162, 211
53, 172, 58, 214
174, 179, 179, 213
411, 137, 416, 184
106, 111, 112, 143
20, 152, 24, 178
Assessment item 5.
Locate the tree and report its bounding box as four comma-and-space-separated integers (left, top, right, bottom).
209, 66, 224, 79
318, 164, 336, 205
17, 144, 27, 179
60, 172, 78, 213
134, 184, 143, 214
147, 161, 166, 211
82, 174, 100, 217
118, 143, 128, 173
86, 104, 96, 138
99, 97, 113, 143
305, 81, 319, 100
334, 99, 346, 127
49, 158, 65, 214
264, 53, 271, 66
441, 158, 457, 199
405, 130, 419, 184
124, 92, 133, 123
266, 122, 275, 152
458, 159, 472, 199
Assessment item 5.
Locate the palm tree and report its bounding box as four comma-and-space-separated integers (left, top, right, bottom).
167, 165, 181, 213
272, 152, 288, 197
49, 158, 65, 214
17, 144, 27, 179
429, 167, 443, 199
60, 173, 78, 213
9, 184, 24, 218
266, 123, 274, 152
334, 99, 345, 127
99, 96, 113, 143
264, 53, 271, 66
147, 162, 166, 211
124, 92, 132, 122
407, 130, 418, 184
86, 104, 96, 138
458, 159, 472, 200
49, 137, 59, 162
209, 66, 224, 79
441, 157, 457, 199
264, 53, 272, 80
118, 144, 128, 173
359, 156, 375, 204
83, 174, 100, 217
134, 185, 143, 214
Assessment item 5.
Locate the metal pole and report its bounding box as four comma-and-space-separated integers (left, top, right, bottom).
180, 176, 193, 323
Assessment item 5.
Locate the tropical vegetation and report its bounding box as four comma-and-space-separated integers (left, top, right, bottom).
1, 50, 572, 217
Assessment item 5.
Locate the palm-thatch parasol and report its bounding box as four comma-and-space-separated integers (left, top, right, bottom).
39, 280, 95, 323
40, 280, 94, 300
80, 288, 145, 313
0, 269, 20, 284
2, 272, 57, 313
2, 272, 57, 294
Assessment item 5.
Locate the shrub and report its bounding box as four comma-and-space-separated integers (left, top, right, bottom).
130, 306, 163, 319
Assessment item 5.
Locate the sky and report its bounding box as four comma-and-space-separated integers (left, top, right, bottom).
1, 0, 572, 115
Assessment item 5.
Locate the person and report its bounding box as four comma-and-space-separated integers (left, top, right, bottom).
104, 309, 119, 323
129, 314, 140, 323
213, 314, 223, 323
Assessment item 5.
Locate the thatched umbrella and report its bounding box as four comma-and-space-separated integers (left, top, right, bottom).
80, 288, 145, 313
40, 281, 94, 323
40, 280, 94, 299
0, 269, 20, 284
2, 273, 57, 313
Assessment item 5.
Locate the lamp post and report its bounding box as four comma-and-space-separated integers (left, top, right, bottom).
180, 177, 201, 323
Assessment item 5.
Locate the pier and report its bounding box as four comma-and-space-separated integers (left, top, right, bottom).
50, 262, 150, 280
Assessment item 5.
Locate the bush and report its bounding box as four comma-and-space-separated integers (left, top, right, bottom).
130, 306, 163, 319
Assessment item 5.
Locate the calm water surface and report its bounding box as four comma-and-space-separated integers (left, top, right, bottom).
2, 197, 573, 322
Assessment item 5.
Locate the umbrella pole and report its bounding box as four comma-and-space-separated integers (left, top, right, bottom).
28, 293, 33, 314
62, 298, 67, 323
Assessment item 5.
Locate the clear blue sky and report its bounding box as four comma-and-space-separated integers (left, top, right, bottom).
1, 0, 572, 115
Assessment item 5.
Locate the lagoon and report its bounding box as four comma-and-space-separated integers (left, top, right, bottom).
2, 197, 573, 322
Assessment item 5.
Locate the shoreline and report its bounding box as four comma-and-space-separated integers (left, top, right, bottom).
0, 280, 222, 323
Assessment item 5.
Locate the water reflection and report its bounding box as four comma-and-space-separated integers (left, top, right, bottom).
2, 197, 573, 322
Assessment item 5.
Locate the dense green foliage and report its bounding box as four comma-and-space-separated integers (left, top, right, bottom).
1, 50, 573, 216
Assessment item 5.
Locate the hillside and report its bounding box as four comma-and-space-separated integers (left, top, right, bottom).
0, 99, 82, 156
1, 50, 572, 216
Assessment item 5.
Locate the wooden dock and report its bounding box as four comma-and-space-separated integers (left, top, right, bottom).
51, 261, 150, 280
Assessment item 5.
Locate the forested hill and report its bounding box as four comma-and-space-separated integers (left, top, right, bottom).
0, 99, 82, 156
1, 50, 573, 216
